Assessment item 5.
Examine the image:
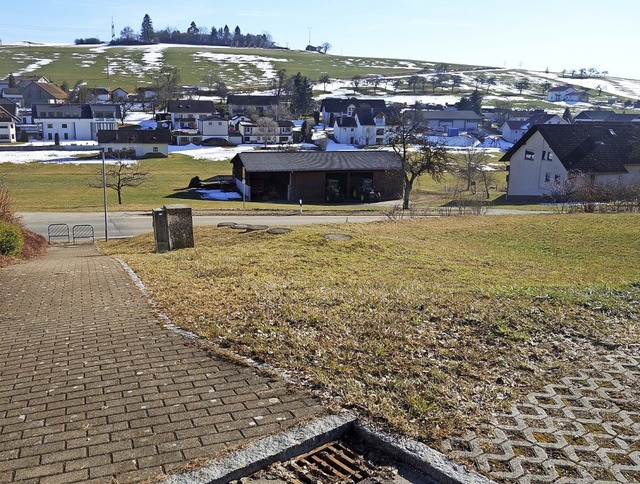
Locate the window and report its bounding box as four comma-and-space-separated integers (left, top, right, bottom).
376, 128, 384, 135
62, 124, 67, 128
208, 122, 212, 126
524, 150, 534, 160
547, 152, 554, 161
63, 133, 68, 140
153, 147, 158, 152
542, 150, 554, 161
554, 174, 561, 182
47, 124, 53, 128
376, 137, 383, 144
545, 172, 551, 183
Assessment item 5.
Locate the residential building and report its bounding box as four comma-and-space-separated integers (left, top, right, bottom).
236, 120, 293, 144
167, 100, 216, 130
98, 129, 171, 158
198, 115, 229, 143
21, 82, 68, 107
574, 111, 640, 124
226, 95, 280, 117
0, 102, 19, 143
502, 124, 640, 198
421, 110, 482, 132
32, 103, 120, 141
333, 108, 390, 146
320, 97, 386, 125
500, 112, 567, 143
546, 85, 589, 103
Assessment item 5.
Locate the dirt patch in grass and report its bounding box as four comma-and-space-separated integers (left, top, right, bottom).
101, 214, 640, 447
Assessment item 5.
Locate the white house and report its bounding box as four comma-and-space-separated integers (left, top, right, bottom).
320, 97, 387, 125
198, 115, 229, 143
167, 100, 216, 130
32, 103, 120, 141
333, 109, 390, 146
97, 129, 171, 158
422, 110, 482, 132
546, 85, 589, 103
502, 124, 640, 198
237, 120, 293, 144
0, 102, 19, 143
500, 112, 567, 143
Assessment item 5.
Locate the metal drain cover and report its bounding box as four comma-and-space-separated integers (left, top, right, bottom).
286, 441, 372, 483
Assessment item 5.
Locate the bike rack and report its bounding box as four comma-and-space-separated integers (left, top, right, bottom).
47, 223, 70, 243
72, 225, 95, 244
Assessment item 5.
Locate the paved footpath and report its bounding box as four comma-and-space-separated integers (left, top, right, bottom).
0, 244, 325, 483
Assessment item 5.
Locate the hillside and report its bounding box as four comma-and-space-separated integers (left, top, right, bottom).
1, 43, 640, 115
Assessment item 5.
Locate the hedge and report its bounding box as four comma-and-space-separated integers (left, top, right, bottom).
0, 221, 23, 256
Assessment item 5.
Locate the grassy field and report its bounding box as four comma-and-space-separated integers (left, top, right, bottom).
0, 44, 446, 92
2, 153, 510, 212
100, 213, 640, 448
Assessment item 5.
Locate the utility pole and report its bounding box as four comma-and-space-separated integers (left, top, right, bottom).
111, 17, 115, 43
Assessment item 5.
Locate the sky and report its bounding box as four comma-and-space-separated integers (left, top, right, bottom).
1, 0, 639, 80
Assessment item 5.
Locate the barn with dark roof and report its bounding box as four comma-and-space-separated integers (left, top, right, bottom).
501, 123, 640, 199
231, 151, 403, 202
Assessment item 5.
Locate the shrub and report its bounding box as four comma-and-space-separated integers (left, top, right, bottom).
0, 184, 19, 225
0, 221, 23, 256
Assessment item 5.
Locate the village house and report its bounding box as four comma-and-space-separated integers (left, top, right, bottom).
502, 123, 640, 199
573, 110, 640, 124
320, 97, 386, 126
98, 128, 171, 158
32, 103, 120, 141
21, 82, 68, 108
421, 110, 482, 133
226, 94, 280, 117
231, 151, 403, 202
332, 108, 391, 146
198, 115, 229, 144
236, 120, 294, 144
547, 85, 589, 103
0, 101, 20, 143
500, 112, 567, 143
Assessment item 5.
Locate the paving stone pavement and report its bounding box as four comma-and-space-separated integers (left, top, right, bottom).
0, 244, 326, 483
443, 349, 640, 483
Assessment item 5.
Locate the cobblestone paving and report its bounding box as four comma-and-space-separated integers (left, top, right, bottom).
443, 349, 640, 483
0, 244, 325, 483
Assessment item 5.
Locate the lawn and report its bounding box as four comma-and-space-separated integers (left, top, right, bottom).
100, 213, 640, 448
2, 152, 511, 212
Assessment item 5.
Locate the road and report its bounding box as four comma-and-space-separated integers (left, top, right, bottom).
19, 211, 387, 240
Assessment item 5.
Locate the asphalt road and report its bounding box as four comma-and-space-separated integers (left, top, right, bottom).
19, 211, 387, 240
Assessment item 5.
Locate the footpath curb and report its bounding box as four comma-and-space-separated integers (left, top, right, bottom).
165, 412, 357, 484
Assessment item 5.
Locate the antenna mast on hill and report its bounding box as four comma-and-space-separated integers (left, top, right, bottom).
111, 17, 115, 42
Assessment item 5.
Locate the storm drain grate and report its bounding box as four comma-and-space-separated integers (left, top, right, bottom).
286, 440, 373, 483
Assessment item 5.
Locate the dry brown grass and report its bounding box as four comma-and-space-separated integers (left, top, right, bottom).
101, 214, 640, 445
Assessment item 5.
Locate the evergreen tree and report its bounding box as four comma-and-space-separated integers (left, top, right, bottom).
562, 107, 573, 124
289, 72, 313, 115
140, 14, 154, 43
8, 73, 15, 88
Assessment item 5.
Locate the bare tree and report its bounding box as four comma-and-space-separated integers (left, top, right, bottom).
90, 157, 150, 205
319, 74, 330, 92
319, 42, 331, 54
387, 108, 451, 209
456, 146, 495, 197
155, 66, 181, 111
350, 75, 363, 93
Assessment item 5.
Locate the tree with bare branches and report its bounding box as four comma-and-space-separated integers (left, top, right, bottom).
90, 157, 150, 205
387, 108, 452, 209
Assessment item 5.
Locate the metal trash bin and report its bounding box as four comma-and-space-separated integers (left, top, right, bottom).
152, 204, 194, 253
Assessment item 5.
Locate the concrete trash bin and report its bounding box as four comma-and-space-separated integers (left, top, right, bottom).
152, 204, 194, 253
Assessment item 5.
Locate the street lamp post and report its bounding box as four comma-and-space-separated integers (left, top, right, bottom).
101, 148, 108, 241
